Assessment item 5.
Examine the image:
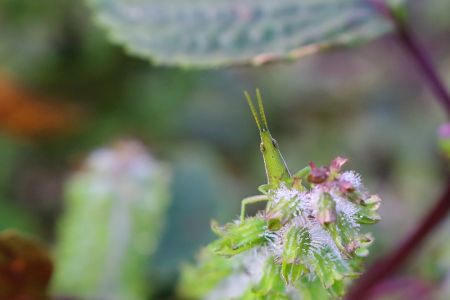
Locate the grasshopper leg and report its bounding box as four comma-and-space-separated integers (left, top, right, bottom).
293, 166, 311, 178
240, 195, 269, 221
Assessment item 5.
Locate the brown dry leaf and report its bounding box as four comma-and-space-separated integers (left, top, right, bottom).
0, 230, 53, 300
0, 75, 82, 139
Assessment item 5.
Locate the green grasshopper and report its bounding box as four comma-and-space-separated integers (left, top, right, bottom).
241, 89, 310, 221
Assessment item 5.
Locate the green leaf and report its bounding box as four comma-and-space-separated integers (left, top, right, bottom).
252, 259, 286, 298
211, 217, 267, 256
297, 277, 333, 300
280, 227, 311, 284
88, 0, 394, 67
313, 249, 349, 294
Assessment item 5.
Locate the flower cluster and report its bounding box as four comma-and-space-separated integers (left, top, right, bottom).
180, 157, 381, 299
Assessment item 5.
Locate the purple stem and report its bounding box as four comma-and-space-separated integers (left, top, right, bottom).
371, 0, 450, 114
368, 276, 433, 299
346, 1, 450, 299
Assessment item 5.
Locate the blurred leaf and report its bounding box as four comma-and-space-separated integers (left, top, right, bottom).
88, 0, 393, 67
0, 136, 21, 190
52, 140, 171, 300
243, 258, 287, 299
0, 136, 42, 235
0, 230, 53, 300
0, 0, 72, 77
178, 248, 233, 299
0, 202, 40, 235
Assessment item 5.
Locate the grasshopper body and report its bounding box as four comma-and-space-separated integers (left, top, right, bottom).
244, 89, 291, 189
240, 90, 303, 220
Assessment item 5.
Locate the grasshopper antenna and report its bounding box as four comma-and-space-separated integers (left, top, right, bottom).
256, 89, 269, 130
244, 91, 262, 132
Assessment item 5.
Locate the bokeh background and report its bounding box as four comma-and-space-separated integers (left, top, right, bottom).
1, 0, 450, 299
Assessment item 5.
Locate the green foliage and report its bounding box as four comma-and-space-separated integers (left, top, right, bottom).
87, 0, 393, 67
52, 141, 171, 299
0, 137, 40, 235
0, 201, 39, 235
280, 226, 311, 284
242, 259, 289, 300
211, 217, 267, 256
178, 248, 233, 299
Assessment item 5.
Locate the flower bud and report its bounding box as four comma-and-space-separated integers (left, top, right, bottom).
330, 156, 348, 174
438, 122, 450, 159
308, 163, 329, 184
339, 180, 355, 193
317, 193, 337, 225
346, 234, 374, 257
364, 194, 382, 207
267, 218, 282, 231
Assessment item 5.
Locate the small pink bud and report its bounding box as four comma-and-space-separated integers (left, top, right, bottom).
364, 194, 382, 206
330, 156, 348, 173
345, 240, 358, 254
339, 180, 355, 193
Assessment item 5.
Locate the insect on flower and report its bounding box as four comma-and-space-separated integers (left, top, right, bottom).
179, 90, 382, 300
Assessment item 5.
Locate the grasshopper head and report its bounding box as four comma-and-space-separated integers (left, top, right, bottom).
245, 89, 291, 187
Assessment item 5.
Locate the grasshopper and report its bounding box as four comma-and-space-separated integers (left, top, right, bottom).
240, 89, 310, 221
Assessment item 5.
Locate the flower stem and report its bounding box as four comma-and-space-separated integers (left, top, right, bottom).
347, 1, 450, 298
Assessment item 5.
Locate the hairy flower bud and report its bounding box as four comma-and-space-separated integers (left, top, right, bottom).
317, 193, 337, 225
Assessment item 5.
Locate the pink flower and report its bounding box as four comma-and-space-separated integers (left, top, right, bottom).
307, 162, 329, 184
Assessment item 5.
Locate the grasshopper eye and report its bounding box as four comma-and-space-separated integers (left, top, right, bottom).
272, 138, 279, 148
260, 143, 266, 152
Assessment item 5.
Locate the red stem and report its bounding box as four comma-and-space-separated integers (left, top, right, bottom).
346, 1, 450, 298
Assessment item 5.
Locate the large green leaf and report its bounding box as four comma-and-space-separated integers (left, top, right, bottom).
88, 0, 393, 67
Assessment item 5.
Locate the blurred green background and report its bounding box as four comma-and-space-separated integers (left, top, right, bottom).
1, 0, 450, 299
